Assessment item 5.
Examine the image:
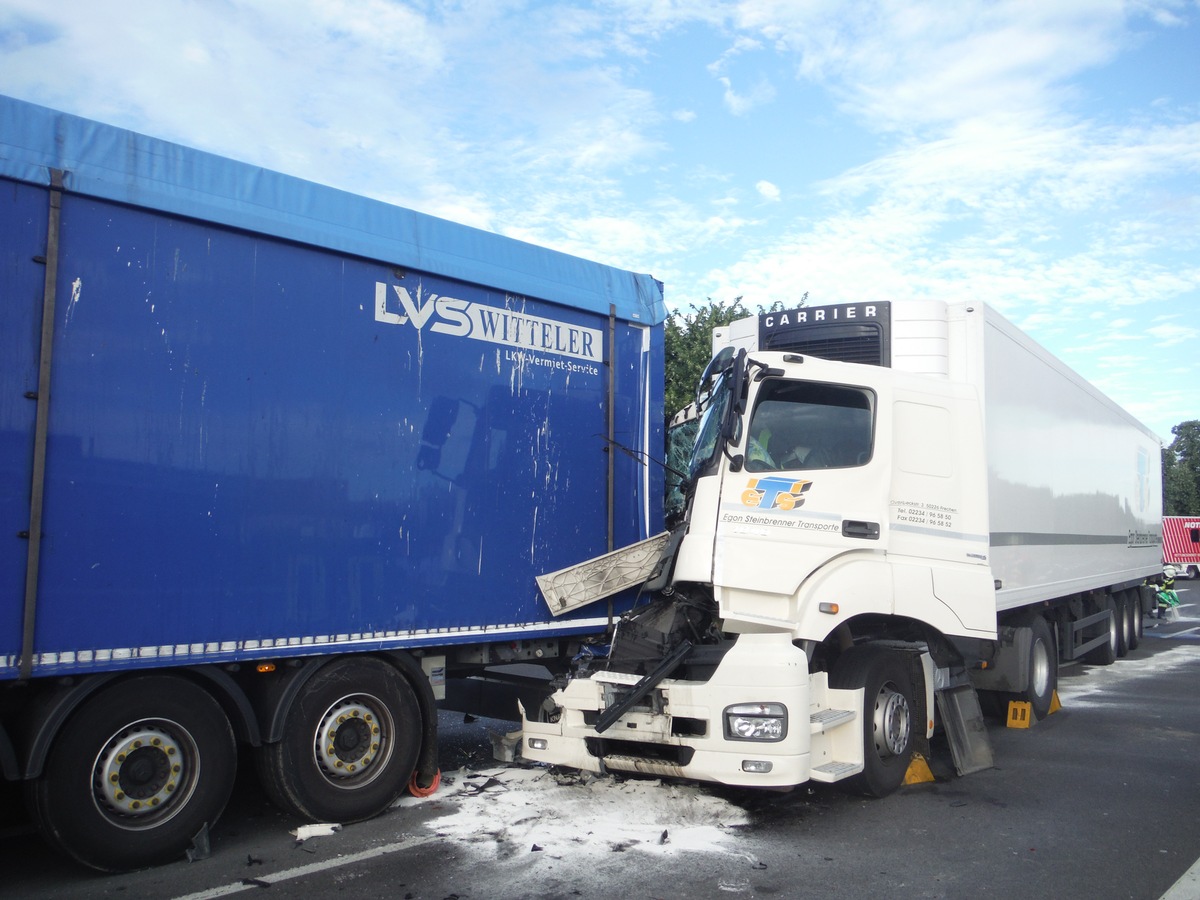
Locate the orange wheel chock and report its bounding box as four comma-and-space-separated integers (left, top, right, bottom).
408, 769, 441, 798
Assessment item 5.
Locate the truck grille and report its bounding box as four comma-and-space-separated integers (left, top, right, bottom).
763, 326, 887, 366
585, 737, 696, 767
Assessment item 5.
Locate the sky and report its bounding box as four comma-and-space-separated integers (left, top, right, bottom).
1, 0, 1198, 441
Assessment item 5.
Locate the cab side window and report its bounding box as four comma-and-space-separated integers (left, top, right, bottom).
745, 380, 874, 472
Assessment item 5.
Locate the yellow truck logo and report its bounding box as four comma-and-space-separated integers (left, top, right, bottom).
740, 477, 812, 511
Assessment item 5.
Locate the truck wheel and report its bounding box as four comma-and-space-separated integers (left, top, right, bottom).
1127, 589, 1143, 650
1085, 598, 1118, 666
257, 657, 421, 823
1114, 593, 1130, 658
829, 647, 915, 798
1022, 615, 1057, 720
25, 676, 236, 872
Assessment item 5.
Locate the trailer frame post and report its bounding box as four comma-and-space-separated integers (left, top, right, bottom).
606, 304, 617, 627
20, 168, 65, 681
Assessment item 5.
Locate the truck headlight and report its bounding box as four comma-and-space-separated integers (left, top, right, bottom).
724, 703, 787, 742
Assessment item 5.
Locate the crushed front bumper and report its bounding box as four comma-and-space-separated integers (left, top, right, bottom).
522, 632, 864, 788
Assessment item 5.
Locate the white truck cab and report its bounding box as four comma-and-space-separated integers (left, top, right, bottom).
526, 347, 996, 795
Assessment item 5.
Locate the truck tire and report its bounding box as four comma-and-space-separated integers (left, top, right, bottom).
1085, 598, 1118, 666
257, 656, 421, 823
1114, 593, 1130, 658
829, 647, 915, 798
1021, 615, 1057, 720
1128, 589, 1143, 650
25, 676, 236, 872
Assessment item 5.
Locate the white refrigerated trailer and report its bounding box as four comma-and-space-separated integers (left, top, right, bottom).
524, 300, 1162, 796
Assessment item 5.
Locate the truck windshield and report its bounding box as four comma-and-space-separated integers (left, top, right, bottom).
744, 380, 874, 472
664, 413, 698, 519
663, 365, 739, 522
687, 370, 735, 482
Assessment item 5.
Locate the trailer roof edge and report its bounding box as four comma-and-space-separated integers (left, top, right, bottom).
0, 94, 665, 325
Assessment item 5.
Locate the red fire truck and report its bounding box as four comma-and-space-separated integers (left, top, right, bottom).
1163, 516, 1200, 579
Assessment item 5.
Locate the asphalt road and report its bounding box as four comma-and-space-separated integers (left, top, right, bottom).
3, 583, 1199, 900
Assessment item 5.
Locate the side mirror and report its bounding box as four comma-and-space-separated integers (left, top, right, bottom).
720, 349, 748, 440
695, 346, 736, 408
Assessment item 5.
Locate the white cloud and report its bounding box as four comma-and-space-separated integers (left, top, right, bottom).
706, 34, 764, 76
1145, 323, 1193, 344
734, 0, 1132, 130
719, 75, 776, 115
0, 0, 678, 256
1144, 3, 1188, 28
755, 180, 781, 201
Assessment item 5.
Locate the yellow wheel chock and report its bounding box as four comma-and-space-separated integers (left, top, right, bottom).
903, 752, 936, 785
1006, 690, 1062, 728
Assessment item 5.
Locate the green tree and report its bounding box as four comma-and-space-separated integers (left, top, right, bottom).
661, 296, 802, 519
663, 295, 804, 419
663, 297, 749, 419
1164, 420, 1200, 515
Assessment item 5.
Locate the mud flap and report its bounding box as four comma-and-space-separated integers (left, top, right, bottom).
935, 684, 994, 776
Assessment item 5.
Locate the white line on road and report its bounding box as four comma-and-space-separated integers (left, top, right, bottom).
1160, 853, 1200, 900
171, 833, 442, 900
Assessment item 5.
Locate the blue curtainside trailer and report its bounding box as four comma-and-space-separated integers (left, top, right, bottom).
0, 95, 665, 870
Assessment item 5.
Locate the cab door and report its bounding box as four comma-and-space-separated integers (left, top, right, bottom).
711, 362, 892, 630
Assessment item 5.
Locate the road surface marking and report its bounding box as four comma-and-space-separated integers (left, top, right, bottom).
171, 834, 442, 900
1160, 852, 1200, 900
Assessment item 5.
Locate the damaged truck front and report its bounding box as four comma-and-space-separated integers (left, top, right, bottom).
524, 345, 999, 797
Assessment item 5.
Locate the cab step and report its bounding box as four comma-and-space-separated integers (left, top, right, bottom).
810, 760, 861, 781
809, 707, 856, 733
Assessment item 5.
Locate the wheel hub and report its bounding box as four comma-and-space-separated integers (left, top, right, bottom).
96, 724, 185, 817
1031, 640, 1051, 697
872, 685, 911, 758
316, 699, 383, 779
